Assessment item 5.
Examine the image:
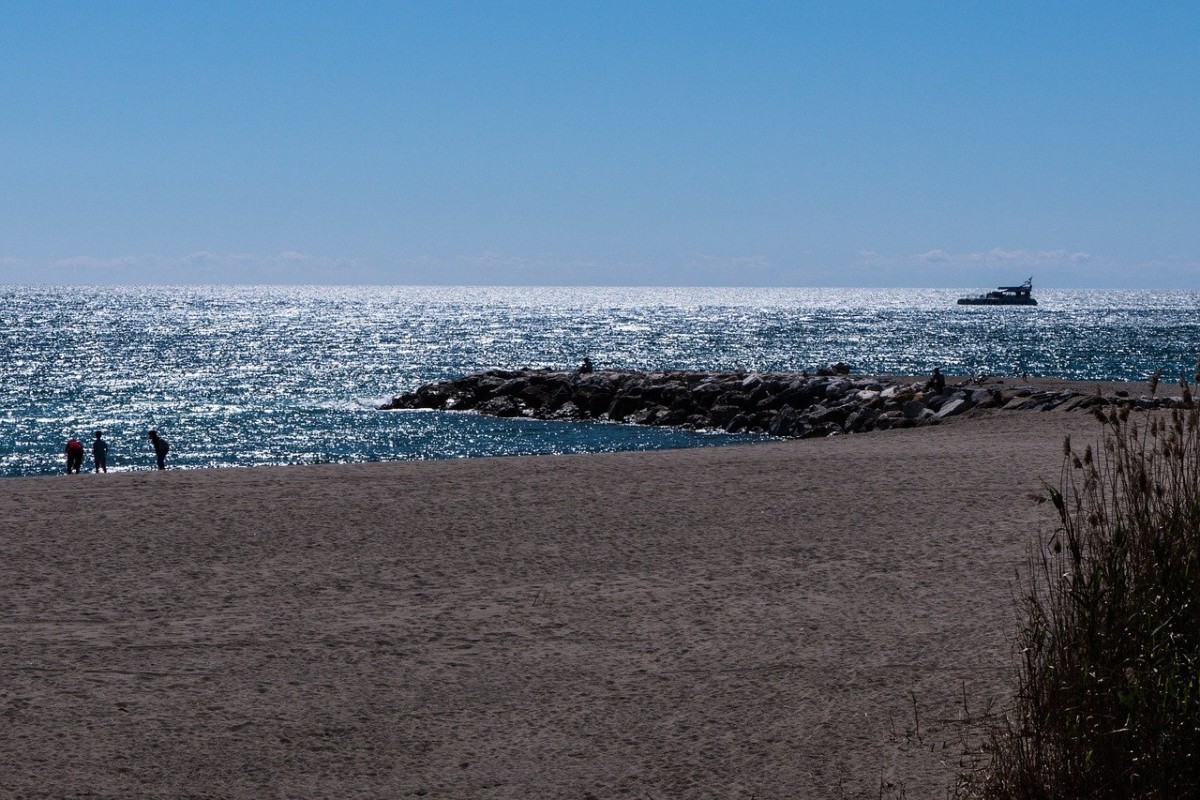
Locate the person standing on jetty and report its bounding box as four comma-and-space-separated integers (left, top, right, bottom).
64, 437, 84, 473
147, 430, 170, 470
92, 431, 108, 473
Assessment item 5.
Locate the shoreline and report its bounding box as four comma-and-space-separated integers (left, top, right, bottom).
7, 376, 1171, 482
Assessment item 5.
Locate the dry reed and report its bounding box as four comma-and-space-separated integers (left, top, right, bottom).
974, 405, 1200, 798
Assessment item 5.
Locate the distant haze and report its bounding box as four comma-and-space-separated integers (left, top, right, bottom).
3, 2, 1198, 288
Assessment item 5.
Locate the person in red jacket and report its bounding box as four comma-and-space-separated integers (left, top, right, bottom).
64, 438, 84, 474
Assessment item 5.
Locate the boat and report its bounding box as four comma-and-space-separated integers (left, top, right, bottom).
957, 277, 1037, 306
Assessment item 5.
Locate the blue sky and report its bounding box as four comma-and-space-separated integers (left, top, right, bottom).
2, 1, 1198, 288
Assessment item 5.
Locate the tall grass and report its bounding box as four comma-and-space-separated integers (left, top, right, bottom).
978, 405, 1200, 797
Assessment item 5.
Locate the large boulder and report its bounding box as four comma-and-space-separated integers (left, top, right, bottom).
476, 396, 525, 417
495, 376, 529, 397
546, 401, 582, 420
844, 407, 879, 433
767, 406, 802, 436
714, 390, 752, 410
690, 380, 726, 409
934, 397, 971, 418
708, 404, 743, 428
408, 385, 453, 409
573, 375, 618, 416
654, 407, 692, 427
657, 381, 693, 409
902, 399, 927, 419
777, 381, 816, 409
464, 376, 502, 403
969, 388, 1000, 408
607, 389, 648, 422
625, 406, 663, 426
724, 413, 753, 433
824, 381, 849, 401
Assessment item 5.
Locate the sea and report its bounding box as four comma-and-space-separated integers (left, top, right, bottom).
2, 285, 1198, 477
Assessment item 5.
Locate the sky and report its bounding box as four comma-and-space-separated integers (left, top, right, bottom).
2, 1, 1198, 288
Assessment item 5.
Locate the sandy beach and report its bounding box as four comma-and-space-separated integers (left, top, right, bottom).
1, 393, 1126, 798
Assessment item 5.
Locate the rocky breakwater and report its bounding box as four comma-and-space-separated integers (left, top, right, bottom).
380, 368, 1188, 439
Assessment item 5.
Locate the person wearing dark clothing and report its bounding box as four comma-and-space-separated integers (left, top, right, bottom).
147, 430, 170, 470
64, 438, 84, 473
927, 367, 946, 394
92, 430, 108, 473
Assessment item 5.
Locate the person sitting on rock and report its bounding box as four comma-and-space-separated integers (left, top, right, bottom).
926, 367, 946, 394
577, 357, 594, 374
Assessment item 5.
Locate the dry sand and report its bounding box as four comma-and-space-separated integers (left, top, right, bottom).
0, 397, 1124, 798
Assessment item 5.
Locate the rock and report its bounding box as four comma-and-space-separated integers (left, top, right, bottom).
475, 396, 524, 417
708, 404, 743, 428
607, 391, 645, 422
654, 407, 691, 427
690, 381, 726, 409
873, 411, 906, 430
970, 389, 999, 408
902, 399, 927, 419
934, 397, 970, 419
828, 381, 854, 401
495, 377, 529, 397
546, 401, 582, 420
805, 403, 833, 424
725, 413, 753, 433
844, 407, 879, 433
625, 406, 660, 426
768, 407, 802, 436
778, 381, 815, 406
573, 376, 617, 416
1052, 395, 1088, 413
715, 390, 752, 410
658, 382, 693, 409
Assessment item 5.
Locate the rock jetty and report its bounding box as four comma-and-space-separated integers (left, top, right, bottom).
379, 368, 1187, 439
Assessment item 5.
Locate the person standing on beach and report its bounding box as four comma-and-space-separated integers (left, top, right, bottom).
147, 430, 170, 470
92, 430, 108, 473
64, 437, 84, 473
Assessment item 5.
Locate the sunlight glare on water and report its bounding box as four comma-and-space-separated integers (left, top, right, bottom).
2, 284, 1198, 476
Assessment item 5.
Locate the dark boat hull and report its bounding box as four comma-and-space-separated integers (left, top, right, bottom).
956, 297, 1037, 306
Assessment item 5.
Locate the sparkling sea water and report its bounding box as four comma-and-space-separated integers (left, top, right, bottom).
2, 285, 1198, 477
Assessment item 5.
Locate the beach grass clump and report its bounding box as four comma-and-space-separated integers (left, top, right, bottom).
977, 405, 1200, 798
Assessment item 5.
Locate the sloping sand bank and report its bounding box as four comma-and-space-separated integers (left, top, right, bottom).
2, 405, 1112, 798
